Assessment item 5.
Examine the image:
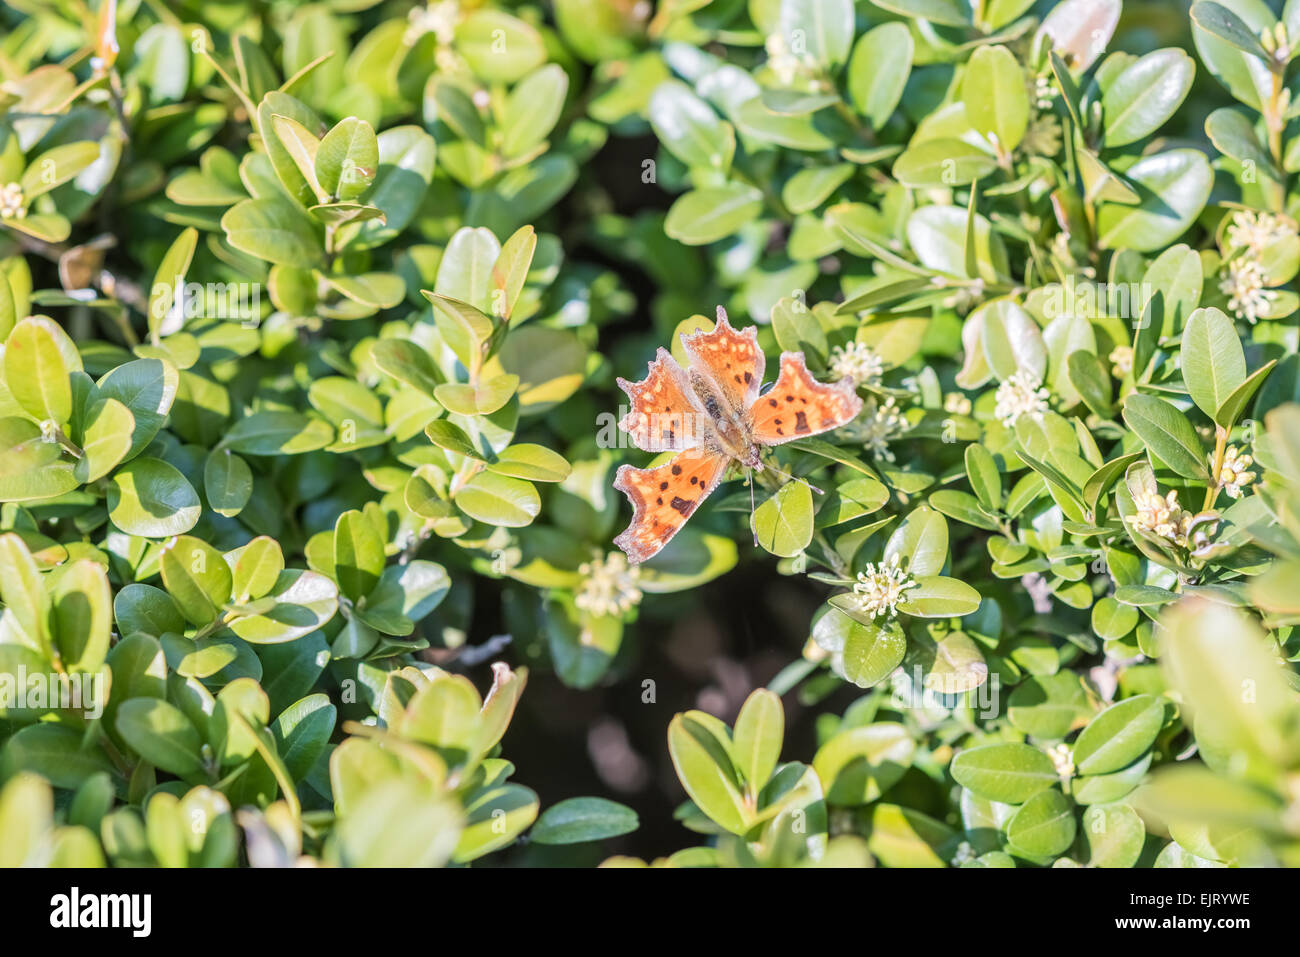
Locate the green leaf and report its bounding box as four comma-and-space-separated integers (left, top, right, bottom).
502, 65, 569, 159
114, 584, 185, 637
315, 117, 378, 201
847, 23, 914, 129
1122, 393, 1209, 480
74, 397, 134, 484
97, 358, 179, 459
892, 139, 998, 188
456, 10, 545, 82
272, 694, 336, 781
0, 421, 77, 504
1072, 695, 1165, 776
649, 80, 734, 173
1181, 307, 1247, 424
372, 340, 442, 396
221, 197, 322, 268
664, 184, 764, 246
1006, 789, 1076, 858
752, 480, 814, 558
229, 537, 285, 602
1083, 803, 1145, 868
965, 444, 1003, 513
434, 376, 518, 416
5, 316, 73, 425
333, 509, 385, 602
529, 797, 639, 845
979, 299, 1046, 381
1101, 49, 1195, 147
1096, 150, 1213, 252
50, 559, 112, 673
107, 457, 202, 538
962, 45, 1029, 150
1214, 360, 1275, 430
667, 713, 748, 835
1190, 1, 1271, 60
146, 228, 198, 341
19, 142, 101, 199
486, 444, 572, 482
813, 723, 915, 804
1067, 350, 1113, 418
116, 698, 204, 777
220, 411, 333, 455
160, 535, 232, 625
950, 742, 1058, 803
777, 0, 855, 70
884, 505, 949, 575
204, 448, 253, 518
455, 472, 540, 528
732, 689, 784, 791
897, 576, 982, 617
1007, 673, 1090, 738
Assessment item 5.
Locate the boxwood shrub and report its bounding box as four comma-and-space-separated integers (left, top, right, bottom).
0, 0, 1298, 869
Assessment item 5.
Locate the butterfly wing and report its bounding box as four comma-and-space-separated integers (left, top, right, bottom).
749, 352, 863, 446
681, 307, 765, 413
613, 447, 730, 564
617, 348, 706, 452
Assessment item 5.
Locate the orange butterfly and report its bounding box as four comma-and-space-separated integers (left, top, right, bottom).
613, 307, 864, 564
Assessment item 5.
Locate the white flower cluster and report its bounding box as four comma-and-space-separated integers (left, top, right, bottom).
764, 32, 818, 86
993, 370, 1050, 428
851, 555, 918, 620
1225, 209, 1294, 255
1219, 210, 1295, 323
0, 182, 26, 220
846, 395, 907, 462
575, 551, 643, 619
1029, 73, 1055, 110
405, 1, 460, 46
1220, 257, 1278, 324
1047, 742, 1074, 779
1108, 344, 1134, 378
1126, 487, 1199, 548
1215, 445, 1257, 499
827, 340, 884, 388
944, 392, 972, 416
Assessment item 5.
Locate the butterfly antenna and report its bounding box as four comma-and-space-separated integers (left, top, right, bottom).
763, 459, 824, 496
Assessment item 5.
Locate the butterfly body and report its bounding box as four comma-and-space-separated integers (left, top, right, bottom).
684, 366, 763, 469
613, 308, 864, 564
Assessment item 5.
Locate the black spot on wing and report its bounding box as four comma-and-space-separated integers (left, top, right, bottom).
669, 496, 693, 515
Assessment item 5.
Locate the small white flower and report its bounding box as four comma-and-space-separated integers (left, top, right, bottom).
944, 392, 972, 416
0, 182, 26, 220
993, 370, 1050, 428
405, 1, 460, 46
764, 32, 817, 86
1047, 742, 1074, 779
1030, 73, 1056, 110
575, 552, 643, 619
1108, 344, 1134, 378
827, 340, 884, 389
1220, 257, 1278, 324
951, 841, 976, 866
851, 554, 918, 620
1216, 445, 1256, 499
1225, 209, 1295, 256
838, 395, 907, 462
1126, 487, 1204, 548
